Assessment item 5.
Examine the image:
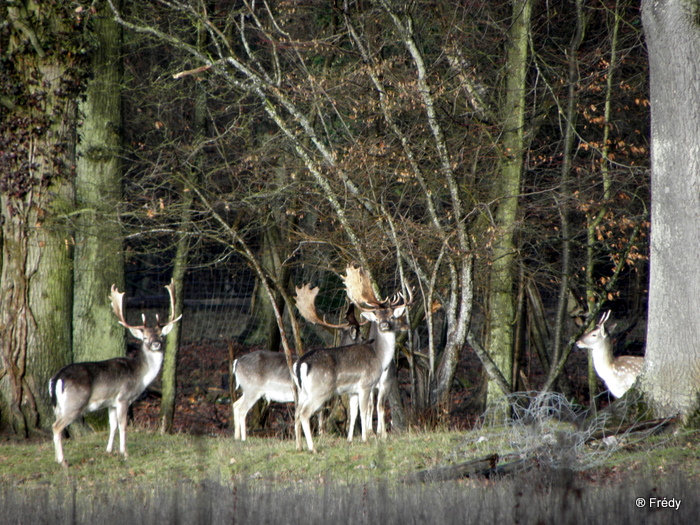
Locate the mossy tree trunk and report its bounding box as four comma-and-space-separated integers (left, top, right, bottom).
0, 1, 82, 434
484, 0, 532, 420
73, 0, 125, 365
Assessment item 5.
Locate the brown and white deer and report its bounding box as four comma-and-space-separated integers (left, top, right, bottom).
48, 281, 181, 466
231, 290, 362, 441
232, 350, 296, 441
576, 310, 644, 398
294, 266, 411, 453
294, 280, 397, 441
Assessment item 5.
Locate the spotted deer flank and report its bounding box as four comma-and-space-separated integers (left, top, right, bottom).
576, 310, 644, 398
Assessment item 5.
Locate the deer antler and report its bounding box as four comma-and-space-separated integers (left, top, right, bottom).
110, 281, 182, 330
342, 264, 415, 311
110, 285, 145, 330
341, 264, 385, 308
294, 283, 352, 329
159, 278, 182, 327
390, 287, 415, 308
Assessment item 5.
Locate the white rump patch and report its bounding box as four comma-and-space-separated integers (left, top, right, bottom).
297, 362, 310, 394
53, 379, 67, 410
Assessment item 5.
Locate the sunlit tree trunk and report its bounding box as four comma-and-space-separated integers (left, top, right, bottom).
641, 0, 700, 422
484, 0, 532, 419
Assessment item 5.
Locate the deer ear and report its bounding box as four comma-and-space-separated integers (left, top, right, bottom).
126, 326, 146, 340
160, 322, 177, 336
361, 311, 377, 322
393, 306, 406, 317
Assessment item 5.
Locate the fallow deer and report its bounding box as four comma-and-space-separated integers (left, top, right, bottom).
48, 281, 181, 466
232, 350, 296, 441
294, 265, 411, 453
294, 280, 396, 440
576, 310, 644, 398
231, 292, 362, 441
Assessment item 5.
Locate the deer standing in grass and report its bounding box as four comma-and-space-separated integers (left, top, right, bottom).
576, 310, 644, 398
48, 281, 181, 466
294, 265, 411, 453
294, 281, 397, 441
231, 293, 362, 441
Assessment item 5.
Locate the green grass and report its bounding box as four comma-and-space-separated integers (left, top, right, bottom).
0, 428, 483, 488
3, 424, 700, 525
2, 420, 699, 491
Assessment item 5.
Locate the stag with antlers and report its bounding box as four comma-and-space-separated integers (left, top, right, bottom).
48, 281, 181, 466
231, 300, 362, 441
294, 265, 412, 453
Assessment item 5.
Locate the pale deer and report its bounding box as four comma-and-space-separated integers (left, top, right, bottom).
231, 298, 362, 441
48, 281, 181, 466
294, 265, 411, 453
232, 351, 295, 441
576, 310, 644, 398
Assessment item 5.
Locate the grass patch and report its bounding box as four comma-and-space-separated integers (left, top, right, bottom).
0, 427, 483, 488
2, 422, 700, 523
2, 420, 698, 489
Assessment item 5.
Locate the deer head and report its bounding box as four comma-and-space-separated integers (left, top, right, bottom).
109, 279, 182, 351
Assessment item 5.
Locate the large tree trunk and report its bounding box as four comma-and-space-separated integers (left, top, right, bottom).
73, 0, 125, 365
484, 0, 532, 418
640, 0, 700, 421
1, 1, 79, 434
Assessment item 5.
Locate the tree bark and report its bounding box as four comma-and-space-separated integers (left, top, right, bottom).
160, 71, 203, 433
73, 0, 125, 364
1, 1, 79, 433
484, 0, 532, 418
641, 0, 700, 421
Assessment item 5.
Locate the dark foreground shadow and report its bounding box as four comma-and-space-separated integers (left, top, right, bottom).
1, 469, 692, 524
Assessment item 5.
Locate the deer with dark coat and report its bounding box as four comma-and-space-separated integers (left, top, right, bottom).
49, 281, 181, 466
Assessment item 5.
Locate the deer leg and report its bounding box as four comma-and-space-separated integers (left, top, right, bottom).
294, 403, 304, 452
347, 394, 359, 442
301, 411, 316, 453
51, 408, 76, 466
358, 389, 372, 443
295, 404, 316, 453
367, 390, 376, 437
375, 393, 386, 438
51, 382, 89, 466
376, 369, 390, 438
52, 417, 70, 466
232, 396, 243, 440
297, 394, 324, 453
317, 409, 324, 435
233, 394, 258, 441
106, 406, 118, 453
115, 401, 129, 457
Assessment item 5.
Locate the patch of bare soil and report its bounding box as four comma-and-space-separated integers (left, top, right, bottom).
132, 341, 236, 435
